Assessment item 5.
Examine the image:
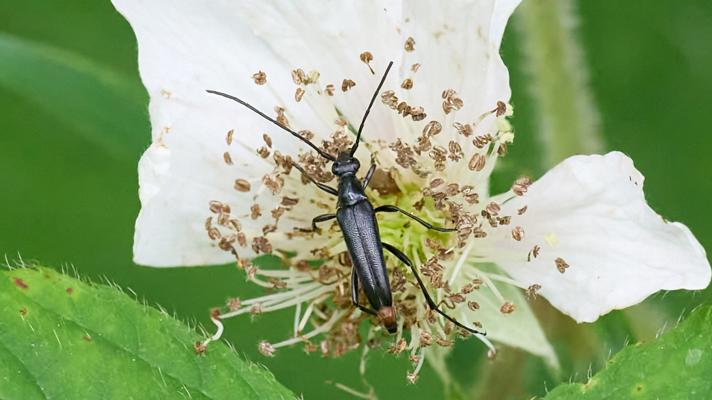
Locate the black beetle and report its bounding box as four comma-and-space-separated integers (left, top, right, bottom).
207, 62, 483, 336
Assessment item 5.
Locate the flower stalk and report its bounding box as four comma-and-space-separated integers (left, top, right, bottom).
515, 0, 603, 164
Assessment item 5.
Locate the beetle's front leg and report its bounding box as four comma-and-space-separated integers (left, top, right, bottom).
362, 155, 377, 188
375, 205, 457, 232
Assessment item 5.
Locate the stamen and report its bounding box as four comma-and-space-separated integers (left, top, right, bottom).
271, 310, 346, 349
258, 341, 275, 356
512, 176, 532, 196
332, 382, 376, 400
527, 245, 541, 261
295, 87, 305, 102
298, 294, 329, 332
252, 71, 267, 85
291, 68, 306, 85
468, 153, 486, 171
198, 311, 224, 350
511, 226, 524, 241
404, 37, 416, 52
526, 284, 542, 299
485, 273, 528, 289
500, 302, 515, 314
341, 79, 356, 92
407, 348, 425, 384
555, 257, 570, 273
220, 282, 325, 318
359, 51, 375, 74
293, 301, 302, 336
441, 89, 464, 114
477, 271, 506, 303
223, 151, 233, 165
261, 287, 333, 315
359, 327, 376, 376
447, 240, 475, 286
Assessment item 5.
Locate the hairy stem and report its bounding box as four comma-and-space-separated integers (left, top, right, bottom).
515, 0, 603, 165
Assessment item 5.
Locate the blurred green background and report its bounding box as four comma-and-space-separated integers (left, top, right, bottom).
1, 1, 710, 399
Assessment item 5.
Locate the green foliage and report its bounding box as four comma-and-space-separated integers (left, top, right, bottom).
0, 32, 147, 159
0, 267, 294, 400
546, 306, 712, 399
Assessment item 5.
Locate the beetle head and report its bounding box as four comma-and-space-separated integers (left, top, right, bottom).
331, 152, 361, 176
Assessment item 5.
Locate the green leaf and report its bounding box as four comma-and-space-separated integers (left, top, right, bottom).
0, 32, 147, 159
545, 306, 712, 399
0, 266, 294, 400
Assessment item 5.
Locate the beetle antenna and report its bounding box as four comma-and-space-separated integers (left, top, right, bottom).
206, 90, 337, 162
349, 61, 394, 157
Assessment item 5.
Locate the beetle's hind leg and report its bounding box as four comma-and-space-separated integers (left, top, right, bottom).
375, 205, 457, 232
381, 242, 485, 336
351, 268, 378, 316
291, 162, 338, 196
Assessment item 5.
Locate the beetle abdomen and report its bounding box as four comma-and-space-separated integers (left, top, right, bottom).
336, 200, 392, 310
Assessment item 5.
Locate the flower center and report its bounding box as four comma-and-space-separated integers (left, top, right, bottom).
373, 180, 454, 269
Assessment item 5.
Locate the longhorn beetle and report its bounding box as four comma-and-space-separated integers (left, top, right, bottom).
207, 62, 484, 336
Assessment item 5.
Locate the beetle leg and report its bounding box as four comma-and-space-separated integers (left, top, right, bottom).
291, 162, 338, 196
311, 213, 336, 231
381, 242, 485, 336
362, 155, 377, 188
375, 205, 457, 232
351, 267, 378, 316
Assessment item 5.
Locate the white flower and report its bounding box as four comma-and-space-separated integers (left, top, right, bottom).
114, 0, 710, 379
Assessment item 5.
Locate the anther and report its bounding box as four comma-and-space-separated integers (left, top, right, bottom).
468, 153, 486, 171
555, 257, 569, 273
223, 151, 233, 165
252, 71, 267, 85
359, 51, 375, 74
526, 284, 542, 299
258, 341, 276, 357
499, 302, 515, 314
404, 37, 416, 52
341, 79, 356, 92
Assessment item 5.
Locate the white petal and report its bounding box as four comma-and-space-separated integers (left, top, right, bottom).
229, 1, 520, 160
115, 0, 521, 266
114, 0, 347, 266
399, 0, 518, 122
486, 152, 711, 322
398, 0, 520, 184
233, 1, 402, 143
458, 275, 558, 367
